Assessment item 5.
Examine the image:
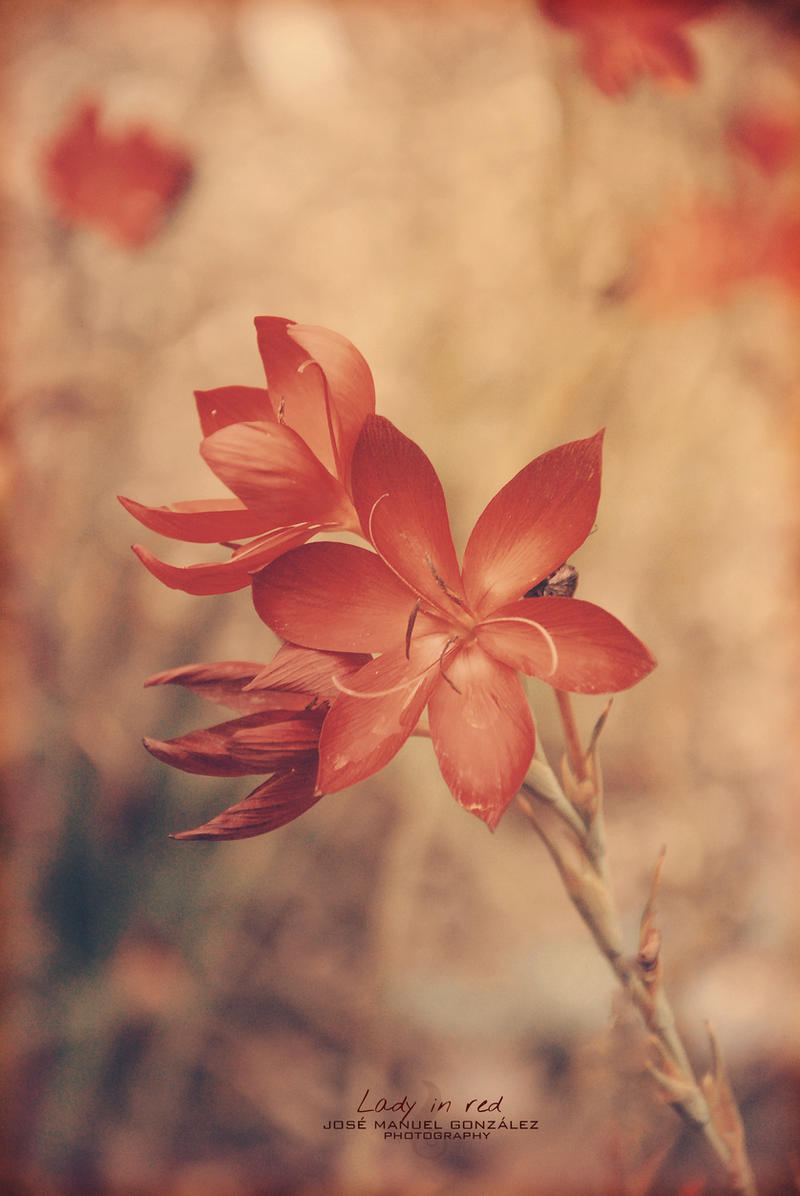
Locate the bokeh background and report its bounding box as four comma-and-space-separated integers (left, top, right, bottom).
2, 1, 799, 1193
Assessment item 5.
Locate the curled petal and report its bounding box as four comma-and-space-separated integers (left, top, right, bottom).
351, 415, 466, 614
253, 541, 419, 654
288, 323, 375, 487
428, 644, 535, 830
245, 642, 372, 702
194, 385, 274, 438
119, 495, 268, 543
254, 316, 338, 474
171, 764, 321, 840
317, 637, 445, 795
200, 421, 356, 529
478, 596, 656, 694
144, 709, 322, 777
462, 431, 603, 616
131, 525, 319, 594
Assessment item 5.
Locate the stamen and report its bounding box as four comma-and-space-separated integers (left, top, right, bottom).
277, 396, 286, 424
437, 636, 462, 694
331, 644, 453, 701
425, 554, 465, 609
405, 599, 421, 659
298, 358, 344, 479
367, 492, 389, 543
332, 670, 428, 701
481, 614, 559, 677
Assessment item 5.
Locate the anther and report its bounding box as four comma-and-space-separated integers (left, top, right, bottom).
425, 554, 465, 608
405, 599, 421, 660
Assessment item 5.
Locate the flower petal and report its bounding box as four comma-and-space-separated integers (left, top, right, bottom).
131, 525, 318, 595
144, 709, 321, 776
252, 541, 420, 654
194, 385, 274, 438
351, 415, 466, 614
200, 421, 356, 528
244, 643, 372, 702
462, 431, 604, 616
477, 597, 656, 694
170, 764, 321, 840
119, 495, 269, 543
254, 316, 338, 474
230, 711, 324, 768
287, 323, 375, 486
428, 643, 535, 830
144, 660, 292, 713
316, 637, 444, 794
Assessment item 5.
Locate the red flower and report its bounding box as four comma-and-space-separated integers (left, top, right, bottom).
727, 105, 800, 178
539, 0, 722, 97
120, 318, 375, 594
145, 644, 370, 839
253, 416, 656, 830
632, 201, 768, 312
42, 101, 192, 248
633, 101, 800, 311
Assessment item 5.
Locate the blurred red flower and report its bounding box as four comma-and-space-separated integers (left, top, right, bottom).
42, 101, 192, 247
634, 101, 800, 311
120, 318, 375, 594
539, 0, 722, 96
632, 201, 767, 311
145, 644, 370, 839
254, 416, 655, 830
727, 105, 800, 178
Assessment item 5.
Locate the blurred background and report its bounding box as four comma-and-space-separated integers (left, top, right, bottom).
2, 1, 799, 1193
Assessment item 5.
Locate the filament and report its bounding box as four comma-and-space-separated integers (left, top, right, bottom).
481, 614, 559, 677
332, 664, 431, 701
367, 491, 390, 544
298, 358, 344, 480
437, 636, 462, 693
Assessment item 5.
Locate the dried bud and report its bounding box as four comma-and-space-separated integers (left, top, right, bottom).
525, 562, 579, 598
637, 925, 662, 985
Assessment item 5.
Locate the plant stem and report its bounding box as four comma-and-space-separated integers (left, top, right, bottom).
517, 692, 758, 1196
554, 688, 588, 782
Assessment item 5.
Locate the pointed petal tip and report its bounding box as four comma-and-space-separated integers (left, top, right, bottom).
472, 804, 503, 832
143, 736, 171, 764
168, 828, 222, 841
